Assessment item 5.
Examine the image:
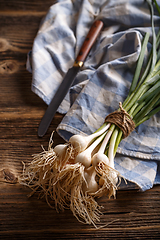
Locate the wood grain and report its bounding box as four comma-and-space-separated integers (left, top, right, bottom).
0, 0, 54, 12
0, 1, 160, 239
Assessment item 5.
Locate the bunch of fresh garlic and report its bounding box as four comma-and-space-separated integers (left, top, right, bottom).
19, 122, 122, 226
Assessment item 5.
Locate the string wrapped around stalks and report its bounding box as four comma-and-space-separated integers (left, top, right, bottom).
19, 0, 160, 227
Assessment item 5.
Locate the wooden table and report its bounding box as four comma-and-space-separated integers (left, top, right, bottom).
0, 1, 160, 239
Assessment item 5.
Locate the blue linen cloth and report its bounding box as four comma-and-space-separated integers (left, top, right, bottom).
27, 0, 160, 191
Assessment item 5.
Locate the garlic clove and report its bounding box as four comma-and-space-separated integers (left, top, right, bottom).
75, 149, 92, 168
69, 134, 89, 153
91, 152, 109, 167
53, 144, 67, 157
108, 171, 118, 186
83, 166, 99, 194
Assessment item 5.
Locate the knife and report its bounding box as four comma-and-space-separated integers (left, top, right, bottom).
38, 19, 104, 137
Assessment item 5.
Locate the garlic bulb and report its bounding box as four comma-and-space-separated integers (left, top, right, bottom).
83, 166, 98, 194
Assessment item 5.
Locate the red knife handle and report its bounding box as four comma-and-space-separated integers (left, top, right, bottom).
74, 19, 104, 67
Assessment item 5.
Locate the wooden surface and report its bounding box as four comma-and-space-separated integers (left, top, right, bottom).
0, 1, 160, 239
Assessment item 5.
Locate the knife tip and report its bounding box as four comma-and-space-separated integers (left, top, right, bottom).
37, 128, 45, 138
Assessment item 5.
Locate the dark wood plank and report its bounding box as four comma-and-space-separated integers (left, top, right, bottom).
0, 0, 55, 11
0, 1, 160, 239
0, 184, 160, 239
0, 14, 45, 52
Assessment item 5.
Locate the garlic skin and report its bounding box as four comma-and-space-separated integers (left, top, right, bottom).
91, 152, 109, 167
74, 130, 108, 168
69, 135, 89, 153
69, 123, 111, 153
83, 166, 98, 194
108, 170, 118, 186
75, 149, 92, 168
53, 144, 67, 157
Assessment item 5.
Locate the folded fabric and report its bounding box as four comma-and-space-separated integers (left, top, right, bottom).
27, 0, 160, 191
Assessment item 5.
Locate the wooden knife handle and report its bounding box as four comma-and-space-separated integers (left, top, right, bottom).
75, 20, 104, 66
